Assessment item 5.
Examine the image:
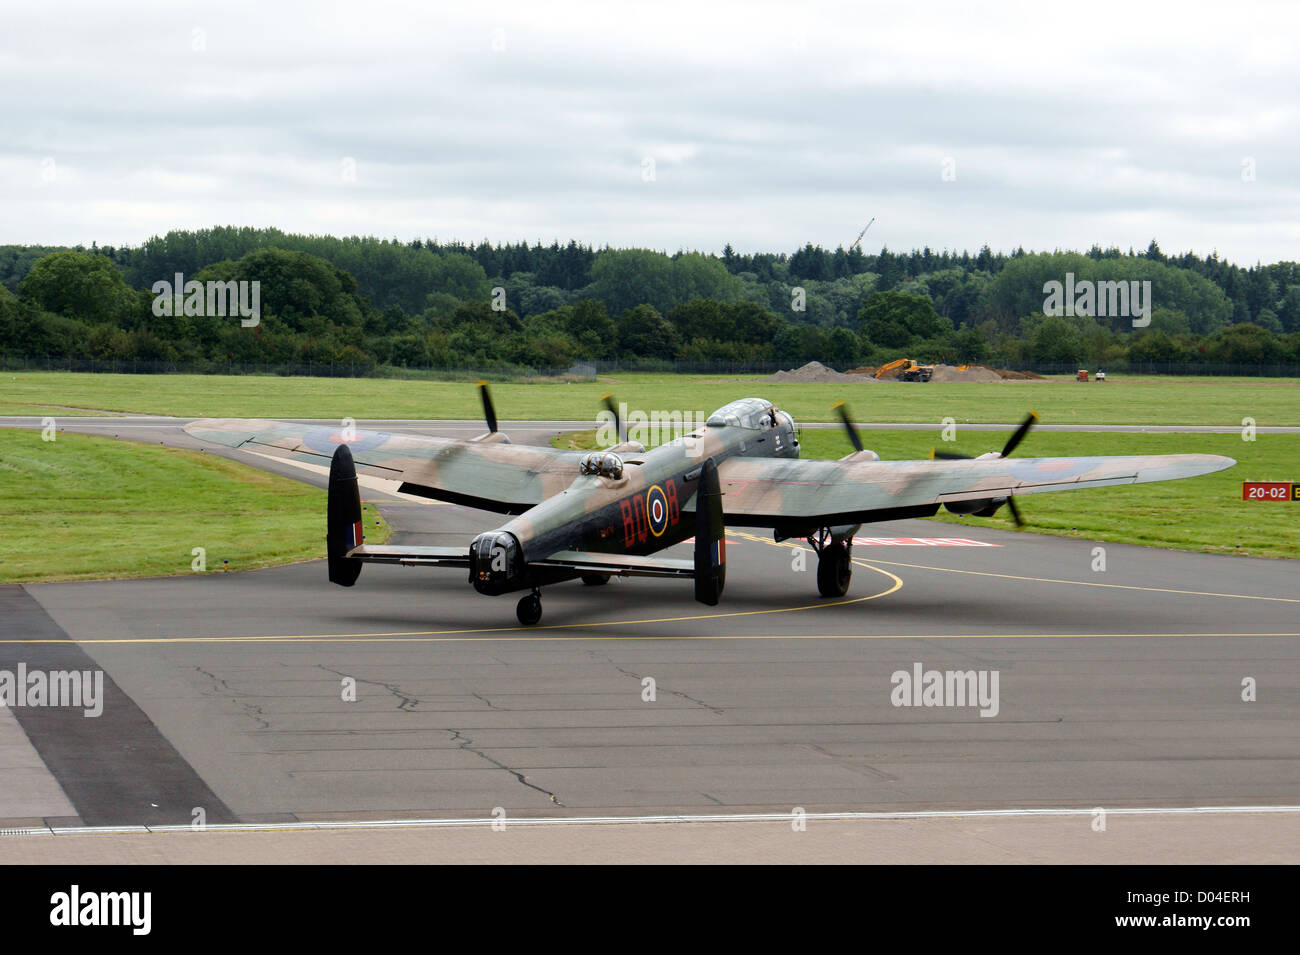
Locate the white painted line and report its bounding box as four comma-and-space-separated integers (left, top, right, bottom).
5, 805, 1296, 837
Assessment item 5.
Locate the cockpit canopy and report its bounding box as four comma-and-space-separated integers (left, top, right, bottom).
580, 450, 624, 479
706, 397, 779, 430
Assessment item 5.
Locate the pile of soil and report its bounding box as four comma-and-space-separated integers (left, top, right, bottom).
928, 364, 1003, 382
822, 362, 1044, 382
990, 367, 1046, 380
765, 361, 873, 384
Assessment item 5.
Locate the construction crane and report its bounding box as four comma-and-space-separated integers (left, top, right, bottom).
848, 217, 875, 252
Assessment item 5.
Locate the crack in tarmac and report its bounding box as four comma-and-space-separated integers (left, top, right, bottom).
318, 664, 419, 711
194, 665, 270, 730
445, 729, 563, 806
593, 651, 725, 715
316, 666, 560, 805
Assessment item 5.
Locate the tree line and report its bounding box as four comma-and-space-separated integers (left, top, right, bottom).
1, 229, 1297, 370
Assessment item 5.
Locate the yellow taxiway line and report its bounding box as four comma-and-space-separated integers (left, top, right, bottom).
7, 532, 1291, 646
736, 530, 1300, 604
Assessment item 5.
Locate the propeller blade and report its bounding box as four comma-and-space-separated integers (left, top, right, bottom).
1000, 410, 1038, 458
1006, 495, 1026, 529
832, 401, 863, 453
478, 380, 498, 434
599, 391, 623, 444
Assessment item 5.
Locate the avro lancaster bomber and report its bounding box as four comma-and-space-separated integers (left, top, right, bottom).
185, 387, 1234, 625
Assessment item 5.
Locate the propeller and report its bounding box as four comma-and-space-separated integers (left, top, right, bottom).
599, 391, 624, 444
478, 380, 498, 434
999, 410, 1038, 458
929, 411, 1039, 528
932, 411, 1038, 461
1005, 496, 1025, 528
832, 401, 864, 453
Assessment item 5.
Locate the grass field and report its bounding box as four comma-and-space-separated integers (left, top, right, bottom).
2, 371, 1298, 426
1, 371, 1294, 581
554, 427, 1298, 559
0, 428, 390, 583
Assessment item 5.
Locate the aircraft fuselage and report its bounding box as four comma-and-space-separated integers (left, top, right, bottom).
469, 398, 797, 594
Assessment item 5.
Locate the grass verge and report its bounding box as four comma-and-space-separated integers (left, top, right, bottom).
2, 371, 1297, 426
0, 428, 390, 583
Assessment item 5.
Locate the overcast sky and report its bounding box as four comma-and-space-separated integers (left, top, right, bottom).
3, 1, 1297, 265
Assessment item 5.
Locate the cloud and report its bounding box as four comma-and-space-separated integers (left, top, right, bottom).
2, 0, 1297, 264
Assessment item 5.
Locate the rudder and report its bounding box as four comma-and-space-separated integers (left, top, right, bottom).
693, 458, 726, 605
327, 444, 364, 586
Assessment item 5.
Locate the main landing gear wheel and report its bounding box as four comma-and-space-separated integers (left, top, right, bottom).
813, 538, 852, 598
816, 542, 852, 597
580, 573, 610, 586
516, 591, 542, 626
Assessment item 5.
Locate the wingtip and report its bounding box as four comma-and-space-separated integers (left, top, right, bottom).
180, 417, 260, 447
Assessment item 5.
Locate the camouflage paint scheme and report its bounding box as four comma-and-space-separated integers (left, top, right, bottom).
184, 397, 1234, 598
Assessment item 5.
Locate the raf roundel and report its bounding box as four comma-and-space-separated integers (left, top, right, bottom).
303, 426, 389, 454
646, 485, 669, 537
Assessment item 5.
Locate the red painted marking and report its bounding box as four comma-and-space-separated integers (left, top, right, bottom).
633, 496, 648, 543
676, 535, 991, 548
1242, 481, 1294, 501
852, 537, 1001, 547
619, 499, 636, 547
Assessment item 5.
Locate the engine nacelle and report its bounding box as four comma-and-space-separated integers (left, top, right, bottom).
468, 531, 524, 595
944, 497, 1007, 517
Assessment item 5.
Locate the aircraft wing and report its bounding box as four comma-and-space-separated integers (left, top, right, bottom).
183, 418, 582, 514
713, 453, 1235, 535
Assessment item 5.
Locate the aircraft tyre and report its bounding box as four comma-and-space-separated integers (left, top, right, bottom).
816, 542, 852, 598
516, 592, 542, 626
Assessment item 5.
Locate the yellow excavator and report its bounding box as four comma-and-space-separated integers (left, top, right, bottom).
874, 358, 935, 382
